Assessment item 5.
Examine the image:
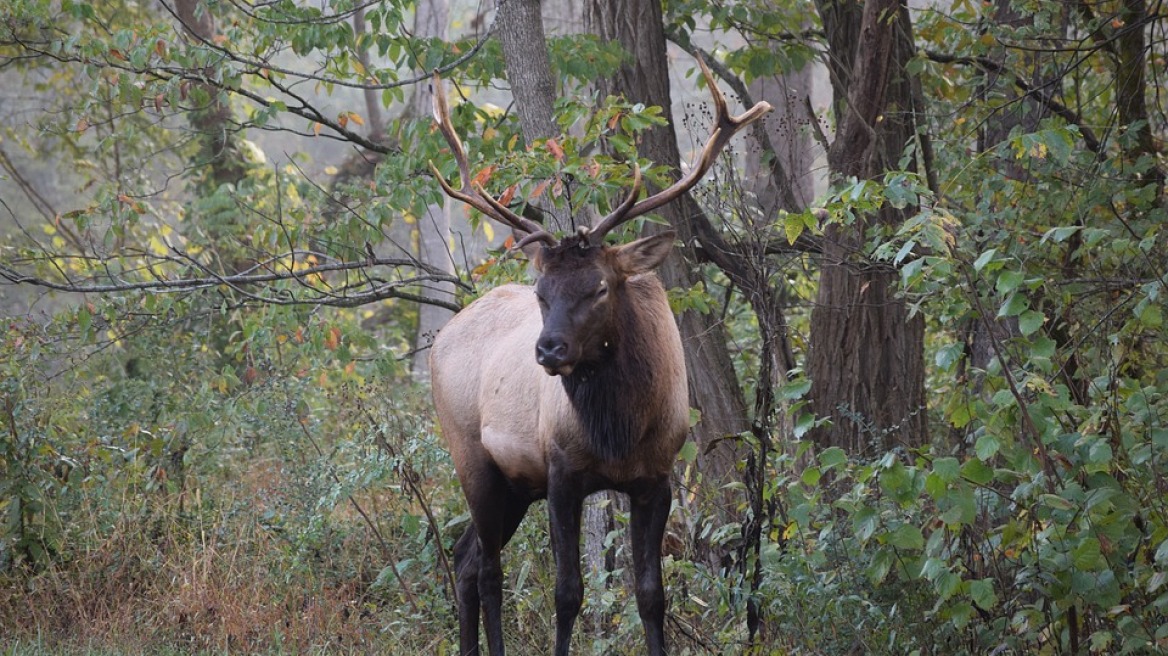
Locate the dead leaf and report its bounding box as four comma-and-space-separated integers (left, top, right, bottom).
530, 178, 551, 200
546, 138, 565, 161
499, 184, 517, 206
471, 166, 495, 188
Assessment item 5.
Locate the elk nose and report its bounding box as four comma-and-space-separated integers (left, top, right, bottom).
536, 336, 568, 367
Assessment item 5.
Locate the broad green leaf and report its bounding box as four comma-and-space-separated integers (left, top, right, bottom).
818, 446, 847, 470
961, 458, 994, 485
972, 248, 997, 272
887, 523, 925, 550
1018, 310, 1045, 336
969, 579, 998, 610
998, 292, 1028, 318
1040, 494, 1076, 511
784, 211, 804, 244
974, 434, 1000, 461
933, 457, 960, 482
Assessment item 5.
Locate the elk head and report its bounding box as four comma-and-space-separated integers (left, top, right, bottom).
530, 226, 675, 376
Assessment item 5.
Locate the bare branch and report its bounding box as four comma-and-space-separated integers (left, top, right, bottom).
0, 254, 469, 312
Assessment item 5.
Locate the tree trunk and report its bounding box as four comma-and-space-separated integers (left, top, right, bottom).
174, 0, 245, 192
584, 0, 750, 486
409, 0, 454, 380
1116, 0, 1164, 191
807, 0, 927, 455
496, 0, 572, 232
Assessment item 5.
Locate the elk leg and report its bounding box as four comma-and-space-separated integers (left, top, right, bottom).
630, 477, 671, 656
453, 526, 483, 656
548, 467, 586, 656
464, 464, 530, 656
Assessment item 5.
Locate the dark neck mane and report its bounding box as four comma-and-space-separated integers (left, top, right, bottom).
560, 289, 654, 462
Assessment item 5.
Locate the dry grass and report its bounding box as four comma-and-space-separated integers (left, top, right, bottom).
0, 456, 453, 655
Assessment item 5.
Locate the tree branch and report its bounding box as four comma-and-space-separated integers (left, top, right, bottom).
0, 254, 469, 312
925, 49, 1104, 154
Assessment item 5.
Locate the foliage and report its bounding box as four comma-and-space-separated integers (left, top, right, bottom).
2, 0, 1167, 653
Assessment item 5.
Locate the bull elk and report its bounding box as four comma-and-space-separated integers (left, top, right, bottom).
428, 57, 771, 656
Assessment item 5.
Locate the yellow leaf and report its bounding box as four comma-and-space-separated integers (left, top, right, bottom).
149, 235, 168, 256
482, 221, 495, 243
324, 165, 339, 175
348, 112, 365, 126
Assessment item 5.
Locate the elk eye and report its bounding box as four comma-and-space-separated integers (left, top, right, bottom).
594, 283, 608, 299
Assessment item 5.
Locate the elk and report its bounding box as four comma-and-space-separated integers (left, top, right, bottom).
428, 58, 771, 656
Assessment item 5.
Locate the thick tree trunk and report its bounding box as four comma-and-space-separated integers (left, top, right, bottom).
1116, 0, 1164, 190
174, 0, 245, 190
585, 0, 750, 486
496, 0, 572, 232
409, 0, 454, 380
807, 0, 927, 455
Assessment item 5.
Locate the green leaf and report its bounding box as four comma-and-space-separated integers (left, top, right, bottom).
974, 434, 1000, 460
801, 466, 822, 486
793, 412, 815, 439
1041, 225, 1082, 243
1072, 537, 1103, 571
1039, 494, 1076, 511
678, 440, 698, 464
867, 547, 894, 583
968, 578, 998, 610
998, 292, 1028, 318
961, 458, 993, 485
935, 343, 963, 370
933, 457, 960, 482
1137, 302, 1162, 328
1018, 310, 1045, 336
972, 248, 996, 272
783, 211, 804, 245
1154, 538, 1168, 564
887, 523, 925, 550
818, 446, 847, 470
996, 270, 1023, 294
778, 378, 812, 400
894, 239, 917, 265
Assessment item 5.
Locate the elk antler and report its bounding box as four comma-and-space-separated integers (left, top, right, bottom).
587, 55, 773, 244
429, 73, 556, 247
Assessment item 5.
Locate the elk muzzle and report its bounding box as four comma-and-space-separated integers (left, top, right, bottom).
535, 333, 576, 376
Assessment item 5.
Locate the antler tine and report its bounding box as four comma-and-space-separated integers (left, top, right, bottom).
587, 163, 643, 245
429, 72, 552, 244
474, 181, 556, 247
587, 54, 773, 242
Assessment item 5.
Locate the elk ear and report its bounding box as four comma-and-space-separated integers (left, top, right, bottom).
526, 241, 549, 273
612, 230, 676, 275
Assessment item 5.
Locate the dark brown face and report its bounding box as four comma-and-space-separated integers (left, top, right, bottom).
533, 243, 617, 377
530, 230, 676, 377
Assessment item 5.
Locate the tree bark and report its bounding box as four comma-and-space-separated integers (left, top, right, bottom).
410, 0, 455, 381
807, 0, 927, 455
1116, 0, 1164, 191
584, 0, 750, 485
496, 0, 572, 232
173, 0, 245, 190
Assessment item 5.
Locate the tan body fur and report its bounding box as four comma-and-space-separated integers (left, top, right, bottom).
431, 276, 688, 494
